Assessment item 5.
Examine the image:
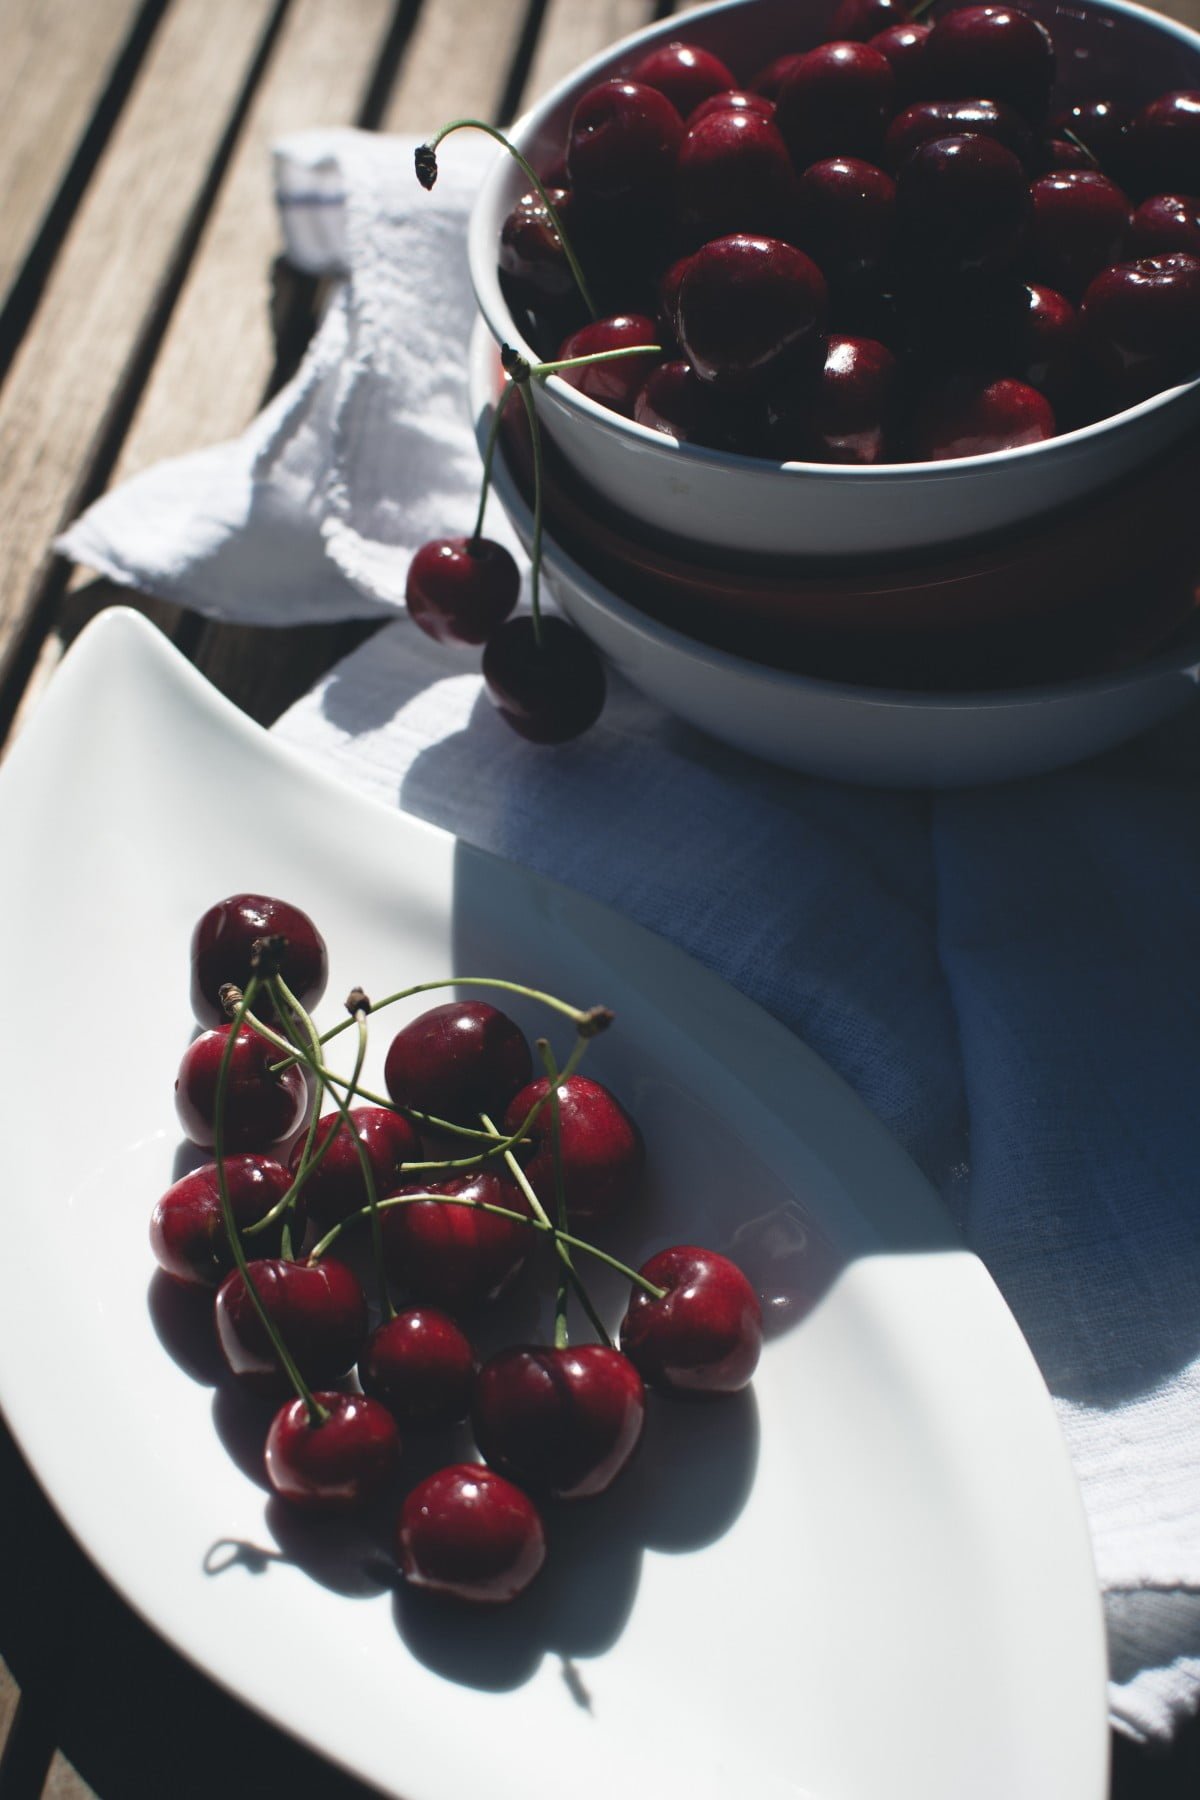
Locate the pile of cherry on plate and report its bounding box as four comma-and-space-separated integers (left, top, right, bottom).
498, 5, 1200, 463
153, 894, 762, 1605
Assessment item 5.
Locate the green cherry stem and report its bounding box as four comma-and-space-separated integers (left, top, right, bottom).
213, 977, 326, 1426
415, 120, 597, 319
531, 345, 662, 380
537, 1041, 572, 1352
471, 376, 515, 547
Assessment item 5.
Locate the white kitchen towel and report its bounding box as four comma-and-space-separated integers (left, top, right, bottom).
57, 128, 1200, 1744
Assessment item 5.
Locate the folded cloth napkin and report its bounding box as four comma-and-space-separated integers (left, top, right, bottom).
58, 128, 1200, 1744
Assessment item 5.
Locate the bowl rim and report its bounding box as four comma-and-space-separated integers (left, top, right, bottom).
467, 0, 1200, 483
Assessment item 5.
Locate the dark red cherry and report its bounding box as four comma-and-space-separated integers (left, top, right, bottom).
794, 157, 896, 284
150, 1156, 296, 1288
798, 335, 900, 463
620, 1246, 762, 1395
1080, 251, 1200, 395
909, 375, 1056, 458
1027, 169, 1130, 300
677, 108, 798, 244
175, 1025, 308, 1151
1006, 283, 1080, 400
634, 359, 741, 447
627, 41, 735, 118
190, 894, 328, 1029
775, 42, 896, 168
883, 98, 1034, 172
406, 537, 520, 648
896, 135, 1029, 277
554, 313, 660, 417
658, 253, 694, 340
498, 186, 578, 305
830, 0, 905, 42
482, 615, 606, 745
359, 1309, 477, 1429
1052, 100, 1132, 174
502, 1073, 644, 1225
1135, 93, 1200, 197
566, 79, 684, 213
867, 21, 931, 104
676, 233, 828, 395
398, 1463, 546, 1603
1040, 136, 1096, 172
750, 54, 806, 101
289, 1105, 420, 1229
380, 1169, 533, 1313
923, 6, 1055, 125
214, 1256, 368, 1391
688, 90, 776, 127
383, 1000, 532, 1127
1129, 193, 1200, 258
472, 1345, 645, 1500
265, 1392, 400, 1514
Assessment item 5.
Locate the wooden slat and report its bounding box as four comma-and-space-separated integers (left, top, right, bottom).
520, 0, 659, 100
0, 0, 280, 696
379, 0, 530, 132
40, 1751, 97, 1800
0, 1654, 17, 1757
0, 0, 146, 311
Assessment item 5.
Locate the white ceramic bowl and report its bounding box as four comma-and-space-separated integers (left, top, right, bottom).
468, 0, 1200, 559
469, 325, 1200, 785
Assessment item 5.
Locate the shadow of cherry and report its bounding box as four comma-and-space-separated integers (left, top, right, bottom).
147, 1270, 225, 1387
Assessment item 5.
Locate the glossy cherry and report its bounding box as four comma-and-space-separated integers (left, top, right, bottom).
214, 1255, 367, 1391
923, 5, 1055, 124
499, 185, 579, 306
688, 90, 776, 127
1027, 169, 1130, 299
175, 1024, 309, 1152
482, 615, 606, 745
830, 0, 905, 42
1080, 250, 1200, 394
1129, 192, 1200, 258
626, 41, 735, 118
1135, 92, 1200, 198
501, 1073, 644, 1225
554, 313, 660, 416
566, 79, 684, 214
677, 107, 798, 245
896, 134, 1029, 277
398, 1464, 546, 1603
620, 1246, 763, 1395
383, 1000, 532, 1126
150, 1155, 296, 1288
406, 538, 521, 647
794, 156, 897, 285
1040, 135, 1097, 172
359, 1309, 477, 1429
774, 42, 896, 168
796, 335, 899, 463
882, 98, 1034, 172
472, 1345, 646, 1500
750, 54, 807, 101
633, 359, 740, 448
909, 374, 1056, 458
380, 1168, 533, 1312
265, 1392, 400, 1513
867, 21, 931, 104
190, 894, 328, 1029
1006, 282, 1080, 401
675, 234, 828, 395
1052, 99, 1132, 175
289, 1105, 421, 1229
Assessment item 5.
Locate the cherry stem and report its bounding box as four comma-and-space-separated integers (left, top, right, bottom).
471, 377, 515, 547
213, 979, 327, 1427
531, 345, 662, 380
515, 374, 545, 650
1060, 125, 1101, 168
538, 1042, 571, 1351
418, 119, 597, 318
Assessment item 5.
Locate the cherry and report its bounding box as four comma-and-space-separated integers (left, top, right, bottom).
657, 253, 694, 341
774, 42, 896, 168
792, 335, 899, 463
190, 894, 327, 1029
626, 41, 735, 118
794, 157, 897, 286
1006, 282, 1080, 401
1027, 169, 1130, 300
554, 313, 660, 416
472, 1345, 645, 1500
1041, 135, 1097, 172
1080, 251, 1200, 395
1135, 92, 1200, 198
923, 6, 1055, 125
675, 234, 829, 395
498, 185, 579, 306
175, 1024, 309, 1151
688, 90, 776, 127
265, 1392, 400, 1514
482, 615, 606, 745
383, 1000, 532, 1127
882, 98, 1034, 173
566, 79, 684, 214
397, 1463, 546, 1603
406, 538, 521, 647
359, 1309, 477, 1429
1129, 192, 1200, 258
501, 1073, 643, 1225
750, 54, 807, 101
214, 1256, 367, 1391
909, 374, 1056, 458
830, 0, 905, 43
633, 359, 741, 448
150, 1155, 296, 1288
1052, 99, 1132, 175
620, 1246, 762, 1396
896, 135, 1030, 277
289, 1105, 421, 1229
867, 21, 931, 105
677, 108, 798, 245
380, 1169, 533, 1313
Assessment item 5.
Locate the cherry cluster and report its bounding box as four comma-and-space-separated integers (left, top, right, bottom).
496, 7, 1200, 463
155, 893, 763, 1604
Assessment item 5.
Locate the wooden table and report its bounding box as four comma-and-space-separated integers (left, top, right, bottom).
1, 0, 1199, 1793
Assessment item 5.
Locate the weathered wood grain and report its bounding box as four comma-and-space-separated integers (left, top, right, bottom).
40, 1749, 98, 1800
379, 0, 530, 132
0, 1652, 17, 1755
519, 0, 658, 98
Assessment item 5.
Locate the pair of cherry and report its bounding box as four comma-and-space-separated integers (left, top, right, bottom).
160, 893, 764, 1602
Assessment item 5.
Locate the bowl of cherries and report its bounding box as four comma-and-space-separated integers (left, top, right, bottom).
466, 0, 1200, 561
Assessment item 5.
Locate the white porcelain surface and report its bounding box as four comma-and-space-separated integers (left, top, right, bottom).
0, 609, 1107, 1800
468, 0, 1200, 558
